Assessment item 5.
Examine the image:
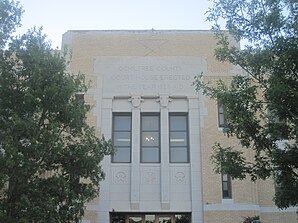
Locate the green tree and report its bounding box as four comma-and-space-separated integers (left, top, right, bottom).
0, 1, 113, 222
194, 0, 298, 208
0, 0, 23, 48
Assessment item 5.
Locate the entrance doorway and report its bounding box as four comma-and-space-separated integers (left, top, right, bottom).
110, 213, 191, 223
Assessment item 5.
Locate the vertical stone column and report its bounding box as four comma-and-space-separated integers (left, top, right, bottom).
158, 95, 171, 209
129, 96, 142, 209
188, 97, 204, 223
98, 97, 113, 223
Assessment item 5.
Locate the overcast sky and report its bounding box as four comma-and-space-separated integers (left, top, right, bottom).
16, 0, 214, 49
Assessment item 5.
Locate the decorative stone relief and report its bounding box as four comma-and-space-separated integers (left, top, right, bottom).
157, 95, 172, 108
174, 172, 186, 183
113, 171, 128, 184
142, 170, 159, 184
136, 38, 168, 56
128, 95, 143, 108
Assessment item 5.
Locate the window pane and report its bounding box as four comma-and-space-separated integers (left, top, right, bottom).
114, 132, 131, 146
142, 116, 159, 131
222, 174, 228, 181
223, 182, 228, 190
218, 104, 224, 113
170, 147, 188, 162
111, 213, 125, 223
219, 113, 225, 126
142, 132, 159, 146
145, 215, 155, 223
114, 116, 131, 131
113, 147, 130, 162
223, 191, 228, 198
175, 214, 191, 223
170, 116, 187, 130
141, 147, 159, 162
170, 132, 187, 146
159, 216, 171, 223
129, 216, 142, 223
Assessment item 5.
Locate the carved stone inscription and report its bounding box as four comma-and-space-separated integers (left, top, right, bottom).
110, 70, 190, 92
95, 57, 206, 95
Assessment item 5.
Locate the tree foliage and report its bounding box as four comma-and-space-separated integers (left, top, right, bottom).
242, 215, 261, 223
0, 0, 23, 48
194, 0, 298, 208
0, 1, 113, 222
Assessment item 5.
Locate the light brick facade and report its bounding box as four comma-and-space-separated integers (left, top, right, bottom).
62, 30, 296, 223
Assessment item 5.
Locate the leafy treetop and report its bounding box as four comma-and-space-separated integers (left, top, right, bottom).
194, 0, 298, 208
0, 1, 113, 222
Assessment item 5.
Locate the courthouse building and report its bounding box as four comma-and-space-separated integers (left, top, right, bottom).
62, 30, 296, 223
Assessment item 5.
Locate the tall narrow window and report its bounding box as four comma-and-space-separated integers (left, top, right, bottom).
169, 113, 189, 163
218, 102, 225, 127
112, 113, 131, 163
222, 174, 232, 199
141, 113, 160, 163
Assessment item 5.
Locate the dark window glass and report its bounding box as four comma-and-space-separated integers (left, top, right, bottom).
129, 216, 142, 223
170, 147, 188, 163
141, 113, 160, 163
142, 132, 159, 146
158, 216, 171, 223
114, 115, 131, 131
218, 102, 225, 127
142, 116, 159, 130
169, 113, 189, 163
111, 213, 190, 223
145, 215, 155, 223
110, 213, 125, 223
113, 132, 131, 146
112, 113, 131, 163
175, 214, 191, 223
170, 132, 187, 147
170, 116, 187, 131
222, 174, 232, 199
75, 93, 84, 104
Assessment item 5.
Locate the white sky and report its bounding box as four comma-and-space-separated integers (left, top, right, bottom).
16, 0, 214, 49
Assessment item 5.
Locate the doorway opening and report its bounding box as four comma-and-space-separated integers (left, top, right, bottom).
110, 213, 191, 223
